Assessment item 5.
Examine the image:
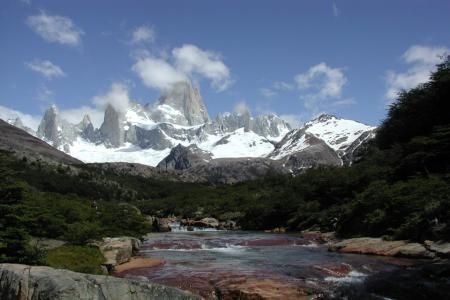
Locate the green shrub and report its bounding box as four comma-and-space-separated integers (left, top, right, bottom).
46, 245, 105, 274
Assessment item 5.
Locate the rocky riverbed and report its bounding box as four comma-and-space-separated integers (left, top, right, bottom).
114, 231, 448, 299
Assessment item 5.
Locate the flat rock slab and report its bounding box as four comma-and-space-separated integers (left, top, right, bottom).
0, 263, 199, 300
215, 277, 315, 300
329, 238, 435, 258
114, 257, 165, 274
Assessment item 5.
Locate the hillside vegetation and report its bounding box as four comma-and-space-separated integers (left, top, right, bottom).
1, 57, 449, 265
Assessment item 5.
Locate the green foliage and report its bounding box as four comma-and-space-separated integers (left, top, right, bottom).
45, 245, 105, 274
0, 150, 151, 264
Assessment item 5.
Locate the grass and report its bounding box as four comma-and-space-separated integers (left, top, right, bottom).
45, 245, 106, 275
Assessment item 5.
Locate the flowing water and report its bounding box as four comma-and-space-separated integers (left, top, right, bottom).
117, 230, 420, 299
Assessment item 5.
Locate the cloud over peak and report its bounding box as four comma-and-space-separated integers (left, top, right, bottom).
132, 44, 232, 92
173, 44, 232, 92
132, 56, 188, 91
26, 11, 84, 46
26, 59, 66, 79
92, 82, 131, 113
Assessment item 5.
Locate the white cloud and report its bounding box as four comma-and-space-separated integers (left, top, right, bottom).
20, 0, 31, 5
295, 62, 347, 98
273, 81, 294, 91
0, 105, 41, 130
92, 82, 131, 113
26, 11, 84, 46
233, 101, 250, 115
279, 114, 304, 128
132, 44, 232, 92
60, 106, 105, 128
332, 3, 340, 17
260, 81, 294, 98
132, 56, 187, 91
131, 25, 155, 44
26, 59, 66, 79
294, 63, 348, 112
172, 44, 232, 92
260, 88, 276, 98
386, 45, 449, 100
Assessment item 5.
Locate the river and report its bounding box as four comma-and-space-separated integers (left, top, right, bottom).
116, 230, 421, 299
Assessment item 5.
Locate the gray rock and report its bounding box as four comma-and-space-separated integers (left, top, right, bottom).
76, 114, 99, 142
132, 125, 173, 150
215, 109, 251, 133
92, 237, 141, 269
37, 105, 77, 149
0, 263, 200, 300
157, 144, 212, 171
184, 157, 288, 184
424, 240, 450, 257
100, 104, 125, 147
250, 113, 291, 139
154, 81, 209, 126
152, 218, 173, 232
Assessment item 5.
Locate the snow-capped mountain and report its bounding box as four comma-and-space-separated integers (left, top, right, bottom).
270, 114, 376, 164
304, 114, 376, 154
5, 80, 375, 172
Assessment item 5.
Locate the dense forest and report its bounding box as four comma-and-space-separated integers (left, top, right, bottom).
1, 57, 449, 266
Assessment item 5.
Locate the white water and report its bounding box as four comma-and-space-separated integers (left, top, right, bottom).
168, 222, 223, 232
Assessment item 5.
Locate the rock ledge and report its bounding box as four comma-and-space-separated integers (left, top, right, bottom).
0, 263, 200, 300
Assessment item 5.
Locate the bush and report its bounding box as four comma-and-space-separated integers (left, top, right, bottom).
46, 245, 105, 274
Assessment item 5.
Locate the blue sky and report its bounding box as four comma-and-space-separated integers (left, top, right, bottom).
1, 0, 449, 129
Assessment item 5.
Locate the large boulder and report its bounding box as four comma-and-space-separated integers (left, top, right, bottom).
424, 240, 450, 257
93, 237, 141, 270
181, 217, 220, 229
0, 264, 199, 300
152, 218, 173, 232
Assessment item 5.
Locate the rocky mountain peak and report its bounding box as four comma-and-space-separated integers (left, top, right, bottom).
157, 143, 213, 171
77, 114, 97, 142
251, 114, 291, 139
37, 105, 62, 146
156, 81, 210, 126
215, 111, 251, 133
310, 113, 338, 124
100, 104, 125, 147
6, 117, 35, 135
81, 114, 92, 127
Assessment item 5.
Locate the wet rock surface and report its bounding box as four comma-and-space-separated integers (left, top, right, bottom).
0, 263, 200, 300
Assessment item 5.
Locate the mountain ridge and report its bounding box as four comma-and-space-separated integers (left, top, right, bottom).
2, 80, 375, 174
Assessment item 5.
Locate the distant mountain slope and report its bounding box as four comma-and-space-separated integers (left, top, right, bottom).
0, 119, 81, 165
